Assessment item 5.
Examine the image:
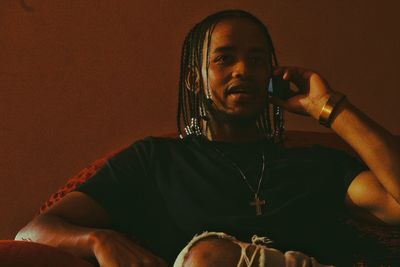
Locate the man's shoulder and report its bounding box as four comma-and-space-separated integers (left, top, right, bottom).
125, 135, 197, 156
126, 135, 182, 149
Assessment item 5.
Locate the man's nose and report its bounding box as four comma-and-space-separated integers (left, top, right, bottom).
231, 60, 251, 79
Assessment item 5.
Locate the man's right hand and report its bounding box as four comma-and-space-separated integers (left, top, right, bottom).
16, 192, 168, 267
91, 229, 168, 267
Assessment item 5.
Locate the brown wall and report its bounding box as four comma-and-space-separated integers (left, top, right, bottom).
1, 0, 399, 239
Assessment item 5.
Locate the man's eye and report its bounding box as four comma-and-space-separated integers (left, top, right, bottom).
214, 55, 233, 64
249, 56, 267, 65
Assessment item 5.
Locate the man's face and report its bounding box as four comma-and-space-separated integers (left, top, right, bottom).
201, 17, 272, 121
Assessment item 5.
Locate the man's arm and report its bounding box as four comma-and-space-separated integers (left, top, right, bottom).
15, 192, 110, 261
330, 101, 400, 225
15, 191, 167, 267
272, 66, 400, 226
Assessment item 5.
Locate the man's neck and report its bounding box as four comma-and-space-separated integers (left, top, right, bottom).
205, 119, 262, 143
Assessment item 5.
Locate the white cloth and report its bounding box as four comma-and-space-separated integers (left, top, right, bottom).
173, 231, 335, 267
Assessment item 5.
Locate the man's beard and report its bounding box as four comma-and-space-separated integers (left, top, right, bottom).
203, 98, 264, 128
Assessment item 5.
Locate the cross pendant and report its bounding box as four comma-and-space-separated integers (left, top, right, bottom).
250, 194, 266, 216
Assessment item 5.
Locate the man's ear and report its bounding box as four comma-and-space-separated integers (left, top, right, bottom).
185, 68, 201, 94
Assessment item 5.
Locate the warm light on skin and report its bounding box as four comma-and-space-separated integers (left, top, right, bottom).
201, 17, 273, 120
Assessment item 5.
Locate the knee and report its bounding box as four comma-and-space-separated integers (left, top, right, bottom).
182, 237, 241, 267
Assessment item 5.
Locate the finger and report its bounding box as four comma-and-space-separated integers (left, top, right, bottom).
116, 235, 154, 257
141, 252, 168, 267
140, 256, 163, 267
130, 243, 163, 263
273, 66, 309, 79
142, 254, 168, 267
134, 252, 167, 267
118, 238, 166, 267
107, 237, 152, 267
97, 251, 142, 267
273, 66, 313, 89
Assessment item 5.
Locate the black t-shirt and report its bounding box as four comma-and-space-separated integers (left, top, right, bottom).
75, 135, 368, 265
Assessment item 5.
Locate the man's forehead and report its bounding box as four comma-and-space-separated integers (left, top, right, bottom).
206, 18, 269, 52
211, 45, 269, 55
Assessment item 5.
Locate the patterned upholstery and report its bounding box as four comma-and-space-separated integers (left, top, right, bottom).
36, 132, 400, 266
37, 148, 122, 215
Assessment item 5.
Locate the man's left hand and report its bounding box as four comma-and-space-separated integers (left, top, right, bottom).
270, 66, 333, 120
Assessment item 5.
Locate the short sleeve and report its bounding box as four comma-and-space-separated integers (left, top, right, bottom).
74, 138, 155, 231
311, 145, 369, 195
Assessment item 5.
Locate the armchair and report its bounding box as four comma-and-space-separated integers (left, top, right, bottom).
1, 131, 399, 266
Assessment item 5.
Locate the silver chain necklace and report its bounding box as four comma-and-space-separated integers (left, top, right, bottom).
212, 144, 267, 216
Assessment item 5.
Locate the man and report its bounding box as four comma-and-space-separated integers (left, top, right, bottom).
16, 9, 400, 267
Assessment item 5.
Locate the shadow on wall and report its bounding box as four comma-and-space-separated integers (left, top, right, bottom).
20, 0, 34, 12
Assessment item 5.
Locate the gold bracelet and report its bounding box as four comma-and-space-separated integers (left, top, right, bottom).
318, 91, 346, 127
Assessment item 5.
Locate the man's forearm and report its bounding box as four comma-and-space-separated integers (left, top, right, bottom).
15, 214, 97, 261
330, 99, 400, 203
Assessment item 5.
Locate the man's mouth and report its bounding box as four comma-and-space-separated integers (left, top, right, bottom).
227, 85, 255, 96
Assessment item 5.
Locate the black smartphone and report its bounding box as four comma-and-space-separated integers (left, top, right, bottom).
268, 77, 291, 100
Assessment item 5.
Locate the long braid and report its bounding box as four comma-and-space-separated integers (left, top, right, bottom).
177, 9, 285, 143
177, 32, 189, 138
270, 48, 285, 144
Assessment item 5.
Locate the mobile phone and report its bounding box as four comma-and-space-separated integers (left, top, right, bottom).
268, 77, 291, 100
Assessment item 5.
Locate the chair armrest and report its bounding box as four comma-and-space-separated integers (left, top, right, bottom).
0, 240, 94, 267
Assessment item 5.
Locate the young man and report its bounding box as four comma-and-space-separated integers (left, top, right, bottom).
16, 9, 400, 267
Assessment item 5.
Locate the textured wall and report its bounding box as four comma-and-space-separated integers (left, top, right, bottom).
1, 0, 399, 239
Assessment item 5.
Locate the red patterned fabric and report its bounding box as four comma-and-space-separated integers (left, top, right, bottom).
37, 148, 123, 215
0, 240, 94, 267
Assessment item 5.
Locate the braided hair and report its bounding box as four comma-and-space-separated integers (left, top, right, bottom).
177, 9, 284, 143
